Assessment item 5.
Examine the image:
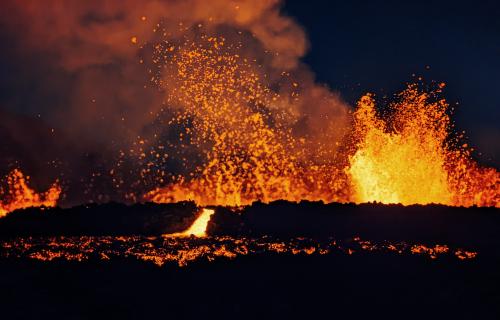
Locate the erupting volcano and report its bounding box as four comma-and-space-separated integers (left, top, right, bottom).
139, 32, 497, 209
1, 74, 497, 214
0, 2, 497, 212
0, 1, 499, 318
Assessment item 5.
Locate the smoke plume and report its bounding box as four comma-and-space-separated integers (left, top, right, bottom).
0, 0, 350, 204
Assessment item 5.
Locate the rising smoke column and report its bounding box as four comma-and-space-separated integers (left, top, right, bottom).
1, 1, 497, 207
0, 0, 350, 204
139, 29, 352, 205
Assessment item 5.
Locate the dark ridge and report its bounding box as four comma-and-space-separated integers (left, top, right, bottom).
0, 201, 197, 238
208, 200, 500, 247
1, 200, 499, 248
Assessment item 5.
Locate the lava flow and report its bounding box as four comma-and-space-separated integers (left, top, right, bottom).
0, 169, 61, 217
167, 208, 215, 237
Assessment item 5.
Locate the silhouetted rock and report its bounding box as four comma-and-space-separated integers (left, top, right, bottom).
1, 200, 499, 250
0, 201, 198, 238
208, 200, 500, 248
206, 206, 243, 236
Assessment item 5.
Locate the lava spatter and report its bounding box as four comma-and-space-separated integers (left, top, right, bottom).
0, 169, 61, 217
348, 85, 499, 207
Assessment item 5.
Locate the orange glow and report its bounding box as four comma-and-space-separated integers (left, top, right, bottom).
0, 236, 477, 267
348, 85, 499, 207
144, 35, 349, 206
167, 208, 215, 237
142, 34, 498, 208
0, 169, 61, 217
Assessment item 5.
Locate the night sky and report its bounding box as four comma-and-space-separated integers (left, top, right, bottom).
0, 0, 498, 168
284, 0, 500, 166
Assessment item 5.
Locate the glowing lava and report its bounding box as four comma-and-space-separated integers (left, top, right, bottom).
348, 89, 451, 205
0, 169, 61, 217
135, 31, 498, 208
146, 74, 498, 207
0, 235, 477, 268
144, 34, 349, 206
2, 36, 495, 210
167, 208, 215, 237
348, 85, 499, 207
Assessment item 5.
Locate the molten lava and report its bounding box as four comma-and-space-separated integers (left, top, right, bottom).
1, 34, 497, 210
143, 33, 498, 209
167, 208, 215, 237
0, 235, 477, 268
348, 85, 499, 207
0, 169, 61, 217
144, 34, 349, 206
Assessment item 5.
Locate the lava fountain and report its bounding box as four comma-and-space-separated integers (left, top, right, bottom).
143, 34, 352, 206
142, 33, 498, 208
348, 85, 499, 207
0, 169, 61, 217
0, 18, 498, 210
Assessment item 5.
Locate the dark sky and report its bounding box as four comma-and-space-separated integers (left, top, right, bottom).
284, 0, 500, 166
0, 0, 498, 168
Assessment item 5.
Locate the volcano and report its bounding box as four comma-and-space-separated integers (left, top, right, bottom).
1, 0, 499, 319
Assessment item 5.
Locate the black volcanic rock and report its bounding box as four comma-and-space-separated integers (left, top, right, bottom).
206, 206, 243, 236
0, 200, 499, 250
0, 201, 198, 238
0, 201, 499, 320
208, 200, 500, 247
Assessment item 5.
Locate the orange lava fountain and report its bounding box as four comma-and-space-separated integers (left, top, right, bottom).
0, 169, 61, 217
2, 38, 495, 210
144, 34, 349, 206
348, 85, 499, 207
143, 33, 498, 208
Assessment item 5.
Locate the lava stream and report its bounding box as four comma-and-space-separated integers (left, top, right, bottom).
166, 208, 215, 237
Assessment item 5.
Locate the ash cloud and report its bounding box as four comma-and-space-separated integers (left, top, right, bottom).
0, 0, 350, 203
